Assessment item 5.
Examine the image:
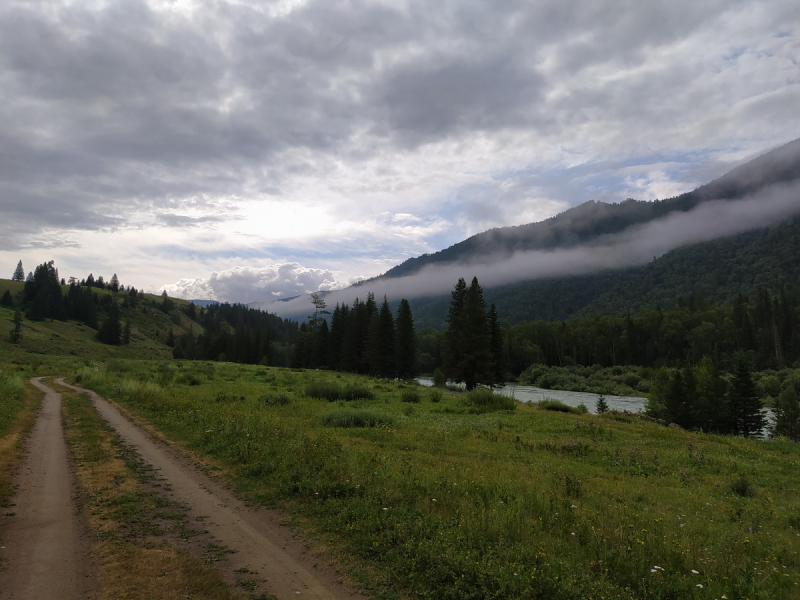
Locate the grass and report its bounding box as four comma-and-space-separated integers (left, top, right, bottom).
58, 382, 243, 600
64, 360, 800, 600
0, 373, 41, 507
321, 409, 396, 428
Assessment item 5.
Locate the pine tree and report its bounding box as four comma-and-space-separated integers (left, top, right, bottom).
367, 297, 395, 377
595, 394, 609, 413
729, 356, 766, 437
97, 299, 122, 345
488, 304, 505, 385
443, 278, 468, 383
773, 384, 800, 441
12, 260, 24, 282
10, 309, 23, 343
122, 319, 132, 345
109, 274, 120, 293
1, 290, 12, 307
395, 299, 416, 380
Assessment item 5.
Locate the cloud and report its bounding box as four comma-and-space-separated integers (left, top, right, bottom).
269, 180, 800, 315
0, 0, 798, 293
161, 262, 342, 302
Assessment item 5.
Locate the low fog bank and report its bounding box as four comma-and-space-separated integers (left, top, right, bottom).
269, 180, 800, 317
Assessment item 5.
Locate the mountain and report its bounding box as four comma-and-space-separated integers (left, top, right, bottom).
366, 139, 800, 328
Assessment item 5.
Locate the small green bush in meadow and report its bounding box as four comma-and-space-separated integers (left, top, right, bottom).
537, 399, 581, 414
400, 389, 421, 403
464, 388, 515, 412
258, 392, 292, 406
321, 409, 395, 428
429, 388, 442, 403
305, 380, 374, 401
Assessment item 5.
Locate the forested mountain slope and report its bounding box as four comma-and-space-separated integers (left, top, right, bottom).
383, 139, 800, 328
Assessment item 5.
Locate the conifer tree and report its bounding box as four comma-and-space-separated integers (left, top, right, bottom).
773, 384, 800, 441
10, 309, 23, 343
367, 297, 395, 377
395, 299, 416, 379
97, 299, 121, 345
1, 290, 12, 307
12, 260, 24, 282
729, 355, 766, 437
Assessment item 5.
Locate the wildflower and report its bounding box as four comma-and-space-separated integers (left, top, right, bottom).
696, 584, 703, 588
691, 570, 699, 574
432, 499, 437, 502
382, 507, 388, 511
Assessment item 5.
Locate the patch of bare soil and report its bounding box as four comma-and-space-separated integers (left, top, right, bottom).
57, 379, 369, 600
0, 377, 94, 600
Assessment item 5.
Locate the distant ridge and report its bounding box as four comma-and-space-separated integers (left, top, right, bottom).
373, 138, 800, 283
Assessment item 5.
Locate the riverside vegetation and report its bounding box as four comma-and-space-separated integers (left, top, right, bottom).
33, 358, 796, 600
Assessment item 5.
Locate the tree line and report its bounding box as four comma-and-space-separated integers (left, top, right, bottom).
290, 293, 417, 379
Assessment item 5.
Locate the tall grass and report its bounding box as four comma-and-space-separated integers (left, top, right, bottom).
67, 360, 800, 600
464, 388, 516, 411
305, 380, 375, 401
321, 409, 395, 428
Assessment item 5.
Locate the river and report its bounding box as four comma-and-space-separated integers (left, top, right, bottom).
416, 378, 646, 414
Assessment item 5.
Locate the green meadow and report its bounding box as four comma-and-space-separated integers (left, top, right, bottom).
54, 358, 799, 600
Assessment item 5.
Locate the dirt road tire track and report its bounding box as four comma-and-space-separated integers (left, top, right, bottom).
0, 377, 93, 600
56, 379, 369, 600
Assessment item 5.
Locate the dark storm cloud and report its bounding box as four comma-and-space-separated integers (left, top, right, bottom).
1, 0, 798, 276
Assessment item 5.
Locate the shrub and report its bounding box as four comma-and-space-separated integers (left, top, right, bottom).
306, 380, 375, 401
465, 389, 515, 412
432, 368, 447, 388
401, 389, 421, 403
537, 399, 581, 414
731, 476, 754, 498
258, 392, 292, 406
322, 409, 395, 428
429, 389, 443, 403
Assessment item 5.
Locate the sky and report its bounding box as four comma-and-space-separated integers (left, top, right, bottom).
1, 0, 799, 308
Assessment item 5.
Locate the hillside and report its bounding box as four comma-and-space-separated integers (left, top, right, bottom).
381, 139, 800, 282
0, 279, 197, 362
409, 214, 800, 329
372, 139, 800, 328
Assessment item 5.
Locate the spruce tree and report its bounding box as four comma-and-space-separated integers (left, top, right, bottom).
10, 309, 23, 343
12, 260, 24, 282
729, 356, 766, 437
1, 290, 12, 307
488, 304, 505, 385
97, 299, 121, 345
773, 384, 800, 441
367, 297, 395, 377
443, 278, 468, 383
395, 299, 416, 380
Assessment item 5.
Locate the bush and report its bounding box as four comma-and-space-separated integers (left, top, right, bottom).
305, 380, 375, 402
429, 389, 443, 403
401, 389, 421, 403
465, 389, 515, 412
322, 409, 395, 428
432, 368, 447, 388
537, 399, 581, 414
258, 392, 292, 406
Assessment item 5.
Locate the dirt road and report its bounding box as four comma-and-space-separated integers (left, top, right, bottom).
56, 379, 368, 600
0, 377, 93, 600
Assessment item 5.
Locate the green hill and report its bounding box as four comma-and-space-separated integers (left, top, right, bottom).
0, 279, 197, 363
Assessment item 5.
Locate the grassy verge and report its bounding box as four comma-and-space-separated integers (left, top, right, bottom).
0, 373, 41, 507
71, 361, 800, 600
58, 383, 249, 600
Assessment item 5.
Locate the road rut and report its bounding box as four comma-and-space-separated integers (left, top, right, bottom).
0, 377, 93, 600
56, 379, 367, 600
